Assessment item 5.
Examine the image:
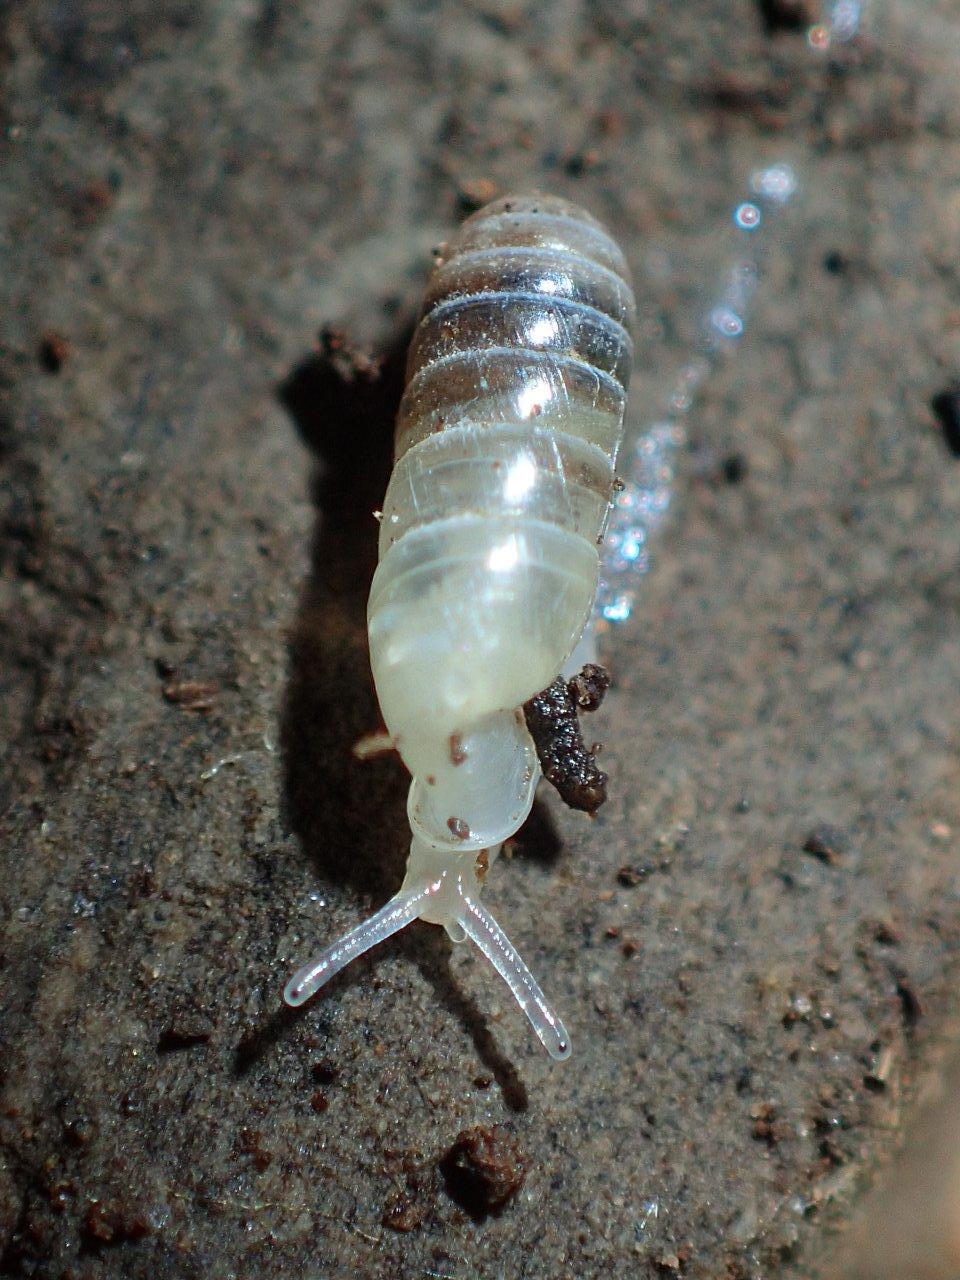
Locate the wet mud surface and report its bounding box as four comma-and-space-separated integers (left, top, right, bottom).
2, 1, 960, 1277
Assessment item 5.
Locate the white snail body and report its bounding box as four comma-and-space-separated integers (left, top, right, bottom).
285, 195, 635, 1059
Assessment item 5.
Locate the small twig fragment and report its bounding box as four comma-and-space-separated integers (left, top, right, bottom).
351, 730, 397, 761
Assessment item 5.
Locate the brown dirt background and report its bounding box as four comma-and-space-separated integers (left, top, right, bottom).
2, 1, 960, 1277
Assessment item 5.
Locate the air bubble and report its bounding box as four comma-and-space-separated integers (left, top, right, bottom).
751, 163, 798, 205
601, 594, 634, 624
734, 202, 761, 230
709, 306, 744, 339
830, 0, 862, 42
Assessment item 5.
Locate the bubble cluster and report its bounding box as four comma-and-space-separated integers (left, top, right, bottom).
598, 423, 685, 626
597, 166, 800, 626
596, 0, 869, 628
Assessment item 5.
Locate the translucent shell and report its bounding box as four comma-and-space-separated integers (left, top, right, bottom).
371, 195, 634, 811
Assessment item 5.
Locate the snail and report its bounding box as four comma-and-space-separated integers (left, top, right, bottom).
285, 194, 635, 1059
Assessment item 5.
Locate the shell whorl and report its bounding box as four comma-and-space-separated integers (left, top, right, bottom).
368, 194, 636, 853
382, 195, 635, 551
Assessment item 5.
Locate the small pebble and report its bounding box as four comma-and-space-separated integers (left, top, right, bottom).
38, 332, 71, 373
456, 178, 498, 213
440, 1125, 528, 1218
863, 1045, 894, 1091
381, 1192, 425, 1232
802, 823, 850, 864
618, 863, 653, 886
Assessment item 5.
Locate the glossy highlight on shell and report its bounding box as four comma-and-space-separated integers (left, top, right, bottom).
285, 194, 636, 1060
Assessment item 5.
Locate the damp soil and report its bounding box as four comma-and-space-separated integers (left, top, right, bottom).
2, 2, 960, 1278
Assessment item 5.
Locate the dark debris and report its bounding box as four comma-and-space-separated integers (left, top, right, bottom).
80, 1197, 152, 1249
931, 383, 960, 457
802, 823, 851, 864
161, 679, 219, 712
38, 332, 71, 374
440, 1125, 529, 1219
755, 0, 815, 33
156, 998, 214, 1052
523, 664, 610, 814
